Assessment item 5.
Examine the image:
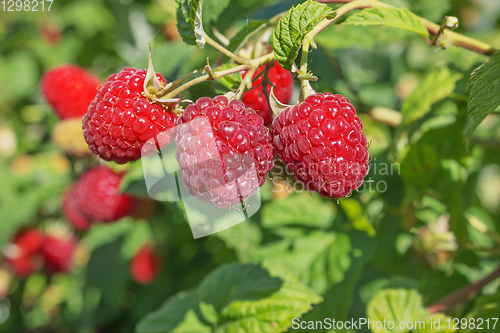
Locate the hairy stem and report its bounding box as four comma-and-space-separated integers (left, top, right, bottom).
235, 66, 258, 100
204, 33, 250, 65
427, 266, 500, 314
163, 65, 250, 99
316, 0, 496, 56
298, 37, 312, 98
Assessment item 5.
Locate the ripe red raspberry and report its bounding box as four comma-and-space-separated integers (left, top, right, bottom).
130, 245, 160, 285
176, 96, 274, 209
242, 62, 293, 125
62, 186, 91, 231
272, 93, 369, 198
40, 65, 102, 119
41, 232, 77, 273
64, 166, 134, 225
83, 67, 178, 164
3, 229, 44, 278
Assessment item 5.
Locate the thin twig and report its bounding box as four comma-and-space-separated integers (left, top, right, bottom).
314, 0, 495, 56
427, 266, 500, 314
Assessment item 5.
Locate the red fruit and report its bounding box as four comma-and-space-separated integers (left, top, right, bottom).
68, 166, 134, 224
176, 96, 274, 209
3, 229, 44, 278
242, 61, 293, 125
272, 93, 369, 198
130, 245, 160, 284
5, 255, 36, 278
40, 65, 102, 119
41, 233, 77, 273
83, 67, 178, 164
13, 229, 44, 255
62, 186, 91, 231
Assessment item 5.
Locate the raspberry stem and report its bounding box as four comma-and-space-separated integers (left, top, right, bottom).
235, 66, 258, 100
316, 0, 496, 56
203, 33, 251, 65
162, 64, 251, 99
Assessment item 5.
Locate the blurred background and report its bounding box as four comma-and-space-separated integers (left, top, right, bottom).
0, 0, 499, 332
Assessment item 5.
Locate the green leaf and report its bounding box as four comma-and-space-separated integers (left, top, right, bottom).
176, 0, 205, 48
460, 291, 500, 333
137, 291, 205, 333
202, 0, 231, 24
340, 198, 376, 236
367, 289, 429, 333
256, 232, 351, 295
343, 7, 429, 39
400, 143, 439, 191
272, 0, 335, 70
173, 310, 212, 333
465, 51, 500, 141
137, 263, 322, 333
261, 193, 335, 229
402, 68, 462, 125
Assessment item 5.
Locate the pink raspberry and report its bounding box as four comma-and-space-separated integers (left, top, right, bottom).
41, 233, 77, 273
62, 186, 91, 231
83, 67, 178, 164
63, 166, 135, 225
272, 93, 369, 198
175, 96, 274, 209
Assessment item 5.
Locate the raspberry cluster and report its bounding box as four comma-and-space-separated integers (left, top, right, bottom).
83, 68, 178, 164
62, 166, 135, 230
176, 96, 275, 209
3, 227, 78, 277
272, 93, 369, 198
75, 65, 369, 205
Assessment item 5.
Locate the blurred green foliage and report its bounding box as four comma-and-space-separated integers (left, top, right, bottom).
0, 0, 499, 332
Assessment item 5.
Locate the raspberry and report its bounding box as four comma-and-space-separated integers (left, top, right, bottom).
83, 67, 178, 164
65, 166, 134, 224
62, 186, 91, 231
40, 65, 102, 119
41, 231, 77, 273
52, 118, 92, 156
130, 245, 160, 284
176, 96, 274, 209
242, 61, 293, 125
272, 93, 369, 198
3, 229, 44, 278
12, 229, 45, 255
